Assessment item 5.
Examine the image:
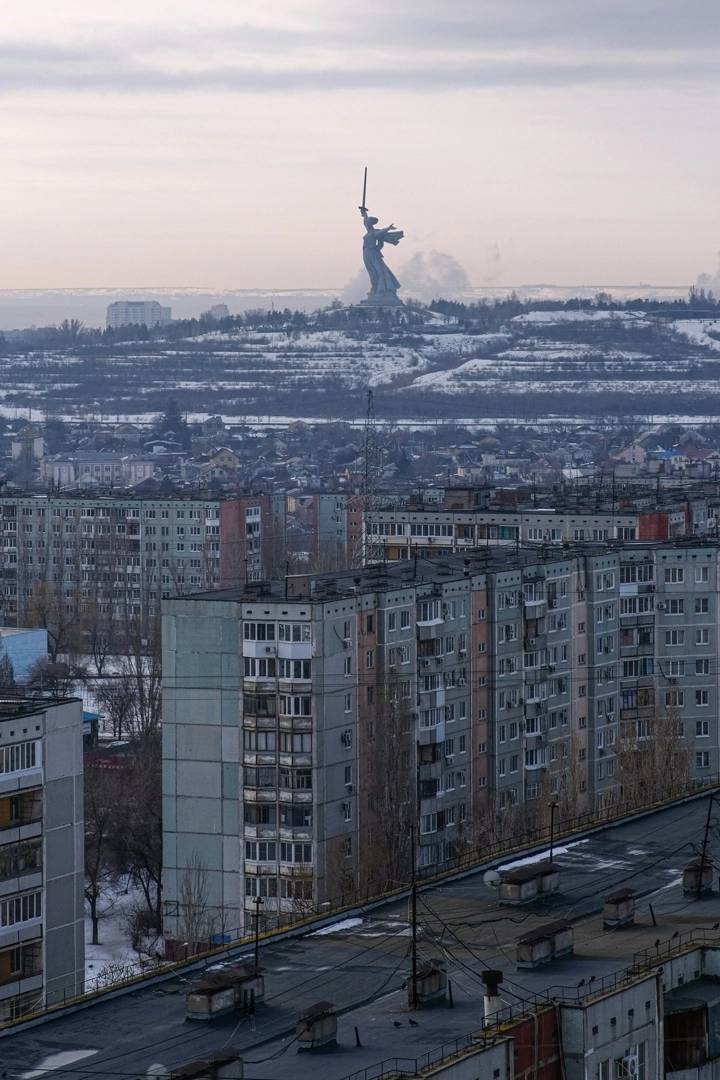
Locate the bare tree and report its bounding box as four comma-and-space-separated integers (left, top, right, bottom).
357, 671, 415, 900
26, 580, 82, 661
113, 740, 163, 928
178, 850, 217, 952
95, 678, 137, 741
84, 765, 124, 945
25, 656, 88, 699
617, 703, 691, 811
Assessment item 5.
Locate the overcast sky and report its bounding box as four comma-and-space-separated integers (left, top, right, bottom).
2, 0, 719, 291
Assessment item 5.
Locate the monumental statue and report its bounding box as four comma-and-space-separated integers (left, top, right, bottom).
358, 168, 404, 307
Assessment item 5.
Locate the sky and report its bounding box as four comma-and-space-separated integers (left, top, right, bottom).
2, 0, 719, 292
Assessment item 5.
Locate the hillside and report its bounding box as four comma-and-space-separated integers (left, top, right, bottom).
2, 311, 720, 423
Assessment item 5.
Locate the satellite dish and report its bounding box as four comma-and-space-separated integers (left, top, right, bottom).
483, 869, 501, 887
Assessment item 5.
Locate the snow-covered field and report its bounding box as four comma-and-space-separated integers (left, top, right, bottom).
2, 314, 720, 423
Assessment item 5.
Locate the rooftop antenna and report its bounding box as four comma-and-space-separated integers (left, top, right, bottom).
355, 390, 381, 567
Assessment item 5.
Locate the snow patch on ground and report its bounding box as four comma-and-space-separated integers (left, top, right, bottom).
671, 319, 720, 353
85, 879, 160, 990
513, 310, 646, 324
310, 917, 364, 936
497, 838, 590, 873
22, 1051, 98, 1079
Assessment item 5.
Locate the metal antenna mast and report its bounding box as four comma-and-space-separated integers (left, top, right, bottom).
355, 390, 382, 566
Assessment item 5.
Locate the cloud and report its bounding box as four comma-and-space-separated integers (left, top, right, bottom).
0, 0, 716, 96
696, 253, 720, 296
398, 251, 470, 302
341, 251, 469, 305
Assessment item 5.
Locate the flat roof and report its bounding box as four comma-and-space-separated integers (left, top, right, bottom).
4, 796, 720, 1079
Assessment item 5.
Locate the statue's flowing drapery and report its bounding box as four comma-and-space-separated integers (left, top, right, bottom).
361, 210, 404, 299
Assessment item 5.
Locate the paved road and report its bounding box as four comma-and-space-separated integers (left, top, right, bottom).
4, 794, 720, 1080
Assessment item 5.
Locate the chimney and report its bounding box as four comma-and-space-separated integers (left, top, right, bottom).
481, 970, 504, 1028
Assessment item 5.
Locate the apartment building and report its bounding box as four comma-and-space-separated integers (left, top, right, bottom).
0, 696, 84, 1021
106, 301, 171, 329
161, 541, 720, 943
40, 453, 155, 488
311, 493, 363, 568
0, 492, 285, 629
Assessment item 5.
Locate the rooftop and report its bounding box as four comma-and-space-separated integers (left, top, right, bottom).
3, 795, 720, 1079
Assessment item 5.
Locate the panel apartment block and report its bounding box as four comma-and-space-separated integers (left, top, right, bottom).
0, 697, 84, 1021
162, 542, 720, 940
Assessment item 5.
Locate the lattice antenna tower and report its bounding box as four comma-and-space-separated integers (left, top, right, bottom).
356, 390, 383, 566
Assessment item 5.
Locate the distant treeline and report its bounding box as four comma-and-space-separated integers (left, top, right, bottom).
0, 288, 716, 352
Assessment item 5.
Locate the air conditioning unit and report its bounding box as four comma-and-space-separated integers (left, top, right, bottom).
457, 677, 466, 686
621, 1055, 639, 1078
528, 637, 537, 646
459, 649, 467, 658
422, 658, 431, 667
264, 646, 275, 654
669, 677, 677, 684
657, 601, 666, 610
550, 599, 558, 608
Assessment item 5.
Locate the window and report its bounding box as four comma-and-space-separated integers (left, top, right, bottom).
695, 598, 709, 614
665, 690, 684, 707
0, 741, 39, 775
696, 690, 710, 707
499, 725, 506, 744
243, 730, 277, 751
696, 566, 710, 583
278, 659, 311, 679
665, 630, 684, 646
400, 609, 410, 629
510, 755, 518, 773
667, 599, 684, 614
280, 842, 313, 863
696, 720, 710, 737
696, 629, 710, 645
245, 841, 277, 861
278, 622, 311, 642
344, 656, 352, 676
498, 758, 506, 777
664, 567, 684, 583
279, 695, 311, 716
696, 659, 710, 675
244, 622, 275, 641
697, 751, 710, 768
1, 891, 42, 927
421, 813, 437, 835
279, 732, 312, 754
387, 611, 396, 631
509, 722, 518, 740
344, 693, 351, 713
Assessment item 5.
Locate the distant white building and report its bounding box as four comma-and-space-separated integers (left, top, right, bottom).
106, 301, 171, 329
201, 304, 230, 321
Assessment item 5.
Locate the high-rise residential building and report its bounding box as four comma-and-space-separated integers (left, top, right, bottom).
0, 492, 285, 630
106, 301, 171, 329
0, 695, 84, 1020
161, 540, 720, 946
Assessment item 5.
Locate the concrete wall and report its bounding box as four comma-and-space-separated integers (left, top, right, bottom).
162, 597, 241, 942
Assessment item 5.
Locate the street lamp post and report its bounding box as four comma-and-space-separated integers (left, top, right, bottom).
253, 896, 264, 972
548, 799, 558, 867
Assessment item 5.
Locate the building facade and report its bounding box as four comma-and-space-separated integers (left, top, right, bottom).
106, 301, 171, 329
0, 696, 84, 1021
0, 492, 285, 630
162, 541, 720, 943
